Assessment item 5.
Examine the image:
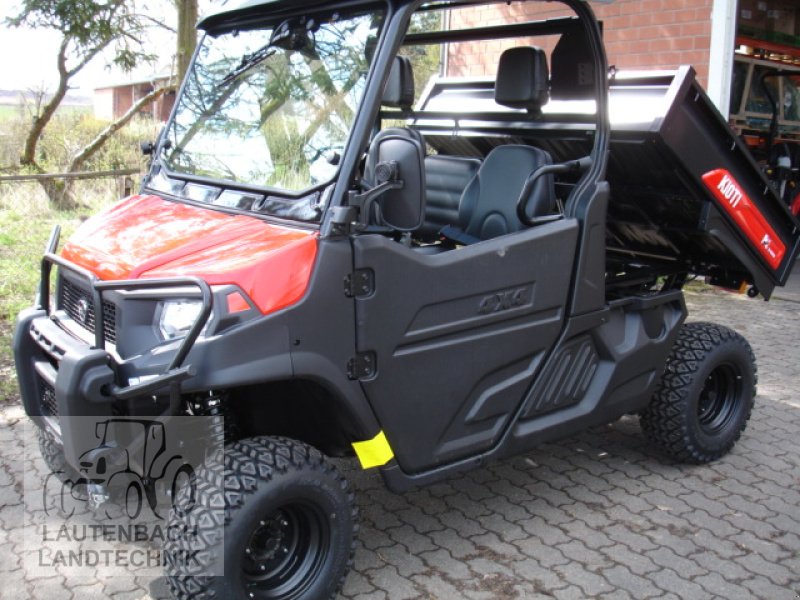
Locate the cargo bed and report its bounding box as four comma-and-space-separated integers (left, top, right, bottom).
407, 67, 800, 299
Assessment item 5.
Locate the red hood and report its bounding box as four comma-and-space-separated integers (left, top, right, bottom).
62, 195, 318, 314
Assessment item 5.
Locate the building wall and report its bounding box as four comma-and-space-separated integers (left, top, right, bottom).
114, 86, 134, 119
447, 0, 715, 86
93, 78, 174, 122
93, 88, 114, 121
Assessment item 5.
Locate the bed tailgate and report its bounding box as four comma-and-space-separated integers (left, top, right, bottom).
606, 66, 800, 298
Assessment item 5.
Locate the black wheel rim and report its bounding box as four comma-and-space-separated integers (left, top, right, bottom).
697, 363, 743, 435
242, 502, 330, 598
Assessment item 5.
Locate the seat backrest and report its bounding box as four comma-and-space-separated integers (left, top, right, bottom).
459, 145, 555, 240
382, 55, 415, 109
455, 47, 556, 240
420, 155, 481, 241
495, 46, 549, 113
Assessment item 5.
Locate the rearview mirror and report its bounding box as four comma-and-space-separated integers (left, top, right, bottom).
369, 131, 425, 231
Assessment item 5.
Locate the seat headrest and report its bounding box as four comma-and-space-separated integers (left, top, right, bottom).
382, 56, 415, 109
495, 46, 549, 112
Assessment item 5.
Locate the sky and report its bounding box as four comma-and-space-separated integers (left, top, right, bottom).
0, 1, 217, 96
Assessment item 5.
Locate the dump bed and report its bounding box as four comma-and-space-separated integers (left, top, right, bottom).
602, 66, 800, 298
412, 67, 800, 298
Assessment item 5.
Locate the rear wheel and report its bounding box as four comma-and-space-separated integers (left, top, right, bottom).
164, 436, 357, 600
640, 322, 756, 463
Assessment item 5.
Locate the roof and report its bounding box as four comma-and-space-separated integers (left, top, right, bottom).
200, 0, 342, 31
199, 0, 397, 31
198, 0, 600, 31
94, 72, 173, 92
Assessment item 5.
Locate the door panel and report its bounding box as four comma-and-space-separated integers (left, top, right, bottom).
353, 220, 578, 473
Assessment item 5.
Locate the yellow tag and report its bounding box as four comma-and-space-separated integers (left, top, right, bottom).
352, 430, 394, 469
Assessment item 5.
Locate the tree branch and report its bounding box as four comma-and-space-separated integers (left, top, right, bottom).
69, 84, 174, 173
67, 36, 114, 77
138, 13, 177, 33
20, 37, 71, 169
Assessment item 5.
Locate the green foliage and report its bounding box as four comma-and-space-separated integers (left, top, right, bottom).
0, 206, 91, 402
402, 10, 444, 104
0, 174, 122, 401
0, 110, 157, 173
0, 210, 63, 323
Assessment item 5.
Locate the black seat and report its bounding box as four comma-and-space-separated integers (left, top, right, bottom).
457, 144, 555, 241
381, 55, 415, 109
495, 46, 550, 113
440, 47, 557, 245
419, 155, 481, 242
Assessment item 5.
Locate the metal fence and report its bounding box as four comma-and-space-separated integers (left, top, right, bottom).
0, 168, 141, 198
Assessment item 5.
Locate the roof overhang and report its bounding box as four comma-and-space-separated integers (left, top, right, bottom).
198, 0, 385, 33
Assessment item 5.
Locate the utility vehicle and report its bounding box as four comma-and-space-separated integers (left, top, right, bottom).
14, 0, 800, 598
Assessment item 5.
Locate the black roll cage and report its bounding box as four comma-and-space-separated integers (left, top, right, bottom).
323, 0, 610, 234
182, 0, 610, 236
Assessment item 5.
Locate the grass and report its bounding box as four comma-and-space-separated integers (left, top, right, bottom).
0, 105, 22, 121
0, 181, 118, 404
0, 208, 78, 404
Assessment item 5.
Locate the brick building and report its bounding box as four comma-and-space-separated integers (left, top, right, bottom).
444, 0, 800, 121
447, 1, 714, 82
93, 75, 176, 122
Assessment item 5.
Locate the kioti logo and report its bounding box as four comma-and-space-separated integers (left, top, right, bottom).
478, 287, 529, 314
76, 298, 90, 325
701, 168, 786, 270
715, 173, 744, 209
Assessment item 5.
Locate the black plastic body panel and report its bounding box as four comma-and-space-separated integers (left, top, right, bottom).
286, 238, 382, 440
353, 220, 579, 474
14, 308, 115, 465
380, 290, 686, 492
652, 66, 800, 293
14, 239, 382, 469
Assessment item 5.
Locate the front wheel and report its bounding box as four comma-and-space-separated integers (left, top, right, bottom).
640, 322, 757, 464
37, 428, 68, 481
164, 436, 357, 600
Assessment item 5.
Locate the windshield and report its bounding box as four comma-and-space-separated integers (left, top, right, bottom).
161, 10, 383, 196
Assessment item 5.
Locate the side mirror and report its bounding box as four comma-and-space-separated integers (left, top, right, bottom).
368, 131, 425, 231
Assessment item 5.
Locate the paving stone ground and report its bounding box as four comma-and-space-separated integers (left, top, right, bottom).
1, 286, 799, 599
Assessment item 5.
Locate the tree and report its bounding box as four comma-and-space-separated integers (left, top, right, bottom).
176, 0, 198, 82
6, 0, 168, 209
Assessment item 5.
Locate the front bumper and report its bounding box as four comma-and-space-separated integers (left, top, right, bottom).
14, 233, 212, 465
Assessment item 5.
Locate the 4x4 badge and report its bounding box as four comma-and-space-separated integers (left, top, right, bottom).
478, 287, 529, 315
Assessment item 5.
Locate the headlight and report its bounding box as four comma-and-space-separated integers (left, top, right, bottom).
158, 299, 204, 340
